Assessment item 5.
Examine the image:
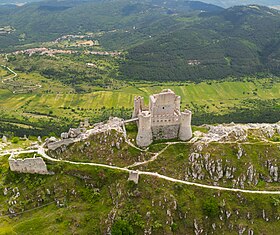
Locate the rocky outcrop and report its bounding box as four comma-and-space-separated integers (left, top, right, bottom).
266, 160, 279, 182
194, 123, 280, 143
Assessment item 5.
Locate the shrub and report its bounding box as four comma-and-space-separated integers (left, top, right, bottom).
111, 219, 134, 235
176, 153, 184, 160
202, 198, 219, 218
11, 137, 19, 144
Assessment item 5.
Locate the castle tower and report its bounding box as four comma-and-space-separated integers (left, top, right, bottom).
179, 109, 192, 141
136, 111, 153, 147
175, 95, 181, 112
132, 96, 144, 118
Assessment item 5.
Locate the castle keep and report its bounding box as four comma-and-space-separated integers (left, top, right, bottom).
132, 89, 192, 147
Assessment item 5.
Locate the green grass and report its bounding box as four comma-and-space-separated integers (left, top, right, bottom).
0, 53, 280, 137
1, 149, 280, 234
134, 142, 280, 191
1, 79, 280, 112
47, 130, 152, 167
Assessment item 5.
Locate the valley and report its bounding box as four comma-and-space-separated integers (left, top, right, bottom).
0, 1, 280, 234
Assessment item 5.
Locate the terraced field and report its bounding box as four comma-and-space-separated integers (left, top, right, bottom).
0, 79, 279, 113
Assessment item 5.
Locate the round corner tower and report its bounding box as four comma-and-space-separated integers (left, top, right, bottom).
179, 109, 192, 141
136, 111, 153, 147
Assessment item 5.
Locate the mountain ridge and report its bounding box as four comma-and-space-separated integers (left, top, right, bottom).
0, 2, 280, 82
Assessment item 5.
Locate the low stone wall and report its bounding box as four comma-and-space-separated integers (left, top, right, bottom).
9, 154, 49, 175
46, 138, 76, 151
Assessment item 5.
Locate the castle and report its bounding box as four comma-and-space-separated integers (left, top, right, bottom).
132, 89, 192, 147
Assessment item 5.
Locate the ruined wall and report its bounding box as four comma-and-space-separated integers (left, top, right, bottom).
149, 91, 179, 116
9, 156, 49, 174
46, 138, 76, 151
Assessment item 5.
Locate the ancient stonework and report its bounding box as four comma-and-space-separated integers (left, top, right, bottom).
45, 117, 125, 151
128, 171, 139, 184
133, 89, 192, 147
9, 153, 49, 175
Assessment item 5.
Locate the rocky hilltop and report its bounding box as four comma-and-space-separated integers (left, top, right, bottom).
1, 120, 280, 234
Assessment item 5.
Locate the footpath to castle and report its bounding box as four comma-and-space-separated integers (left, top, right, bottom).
2, 145, 279, 195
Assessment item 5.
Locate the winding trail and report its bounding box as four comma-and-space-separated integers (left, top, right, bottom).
2, 138, 280, 195
36, 147, 280, 195
2, 144, 280, 195
0, 64, 18, 83
0, 64, 41, 93
127, 143, 171, 168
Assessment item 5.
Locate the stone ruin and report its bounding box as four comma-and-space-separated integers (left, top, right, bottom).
132, 89, 192, 147
192, 122, 280, 143
45, 118, 90, 150
128, 171, 139, 184
9, 152, 49, 175
45, 117, 125, 151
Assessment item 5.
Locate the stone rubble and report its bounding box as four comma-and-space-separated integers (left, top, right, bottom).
46, 117, 125, 151
194, 122, 280, 143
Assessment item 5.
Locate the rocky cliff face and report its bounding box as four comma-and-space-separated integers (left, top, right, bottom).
136, 122, 280, 191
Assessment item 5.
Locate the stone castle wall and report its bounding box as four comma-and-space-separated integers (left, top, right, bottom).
152, 124, 180, 140
134, 89, 193, 147
9, 155, 49, 174
151, 115, 180, 127
47, 138, 76, 151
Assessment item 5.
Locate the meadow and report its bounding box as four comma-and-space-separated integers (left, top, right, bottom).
0, 52, 280, 137
0, 78, 280, 113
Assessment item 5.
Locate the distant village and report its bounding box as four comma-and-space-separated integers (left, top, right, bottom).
0, 26, 15, 35
11, 47, 121, 57
2, 33, 121, 57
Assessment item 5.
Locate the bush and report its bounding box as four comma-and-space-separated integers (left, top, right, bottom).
11, 137, 19, 144
171, 222, 178, 232
176, 153, 184, 160
111, 219, 134, 235
202, 198, 219, 218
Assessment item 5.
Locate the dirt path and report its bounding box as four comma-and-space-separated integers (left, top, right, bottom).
3, 143, 280, 195
35, 147, 280, 194
0, 64, 41, 93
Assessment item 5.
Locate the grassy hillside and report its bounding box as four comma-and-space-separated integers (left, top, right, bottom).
0, 2, 279, 81
1, 139, 280, 234
121, 5, 280, 81
199, 0, 280, 8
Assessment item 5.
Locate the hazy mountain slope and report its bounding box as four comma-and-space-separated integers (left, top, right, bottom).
0, 0, 41, 3
1, 1, 280, 82
120, 5, 280, 81
198, 0, 280, 8
0, 0, 222, 50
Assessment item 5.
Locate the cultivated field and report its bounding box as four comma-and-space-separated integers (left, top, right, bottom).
0, 79, 279, 113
